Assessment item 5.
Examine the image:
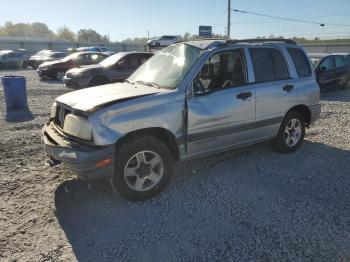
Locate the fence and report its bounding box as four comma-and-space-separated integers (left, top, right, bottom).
0, 39, 349, 54
301, 44, 350, 53
0, 39, 146, 54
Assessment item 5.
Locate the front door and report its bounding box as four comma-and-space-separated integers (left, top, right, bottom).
317, 56, 336, 89
186, 49, 255, 157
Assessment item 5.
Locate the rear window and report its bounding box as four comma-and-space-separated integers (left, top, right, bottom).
287, 48, 311, 77
249, 48, 289, 83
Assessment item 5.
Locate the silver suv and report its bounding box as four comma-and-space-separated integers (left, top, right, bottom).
42, 39, 320, 201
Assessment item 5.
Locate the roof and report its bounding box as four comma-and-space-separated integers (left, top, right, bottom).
184, 38, 297, 50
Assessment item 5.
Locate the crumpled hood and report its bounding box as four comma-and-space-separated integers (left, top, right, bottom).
56, 82, 160, 112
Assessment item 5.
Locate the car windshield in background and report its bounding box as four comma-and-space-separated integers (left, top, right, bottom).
61, 53, 78, 62
128, 43, 201, 89
99, 53, 125, 67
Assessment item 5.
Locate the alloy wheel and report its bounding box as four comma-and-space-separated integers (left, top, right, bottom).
123, 151, 164, 192
284, 118, 302, 147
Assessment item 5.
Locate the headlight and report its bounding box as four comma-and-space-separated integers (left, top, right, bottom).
40, 66, 49, 70
63, 114, 92, 140
50, 102, 57, 118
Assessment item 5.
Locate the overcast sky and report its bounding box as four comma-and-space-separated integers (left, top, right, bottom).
1, 0, 350, 41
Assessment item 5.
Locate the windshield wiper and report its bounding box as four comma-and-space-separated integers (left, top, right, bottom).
135, 80, 161, 89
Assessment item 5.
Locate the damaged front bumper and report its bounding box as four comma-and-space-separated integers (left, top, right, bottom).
41, 121, 115, 181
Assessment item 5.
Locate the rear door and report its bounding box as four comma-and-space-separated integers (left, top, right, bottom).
316, 56, 336, 89
186, 48, 255, 156
248, 47, 293, 140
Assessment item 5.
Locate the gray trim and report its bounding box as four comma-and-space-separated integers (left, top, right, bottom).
188, 116, 282, 142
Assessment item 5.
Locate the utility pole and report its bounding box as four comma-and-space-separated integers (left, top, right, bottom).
227, 0, 231, 38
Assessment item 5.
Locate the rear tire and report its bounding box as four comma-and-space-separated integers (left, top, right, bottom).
89, 76, 109, 87
111, 135, 173, 201
272, 111, 305, 153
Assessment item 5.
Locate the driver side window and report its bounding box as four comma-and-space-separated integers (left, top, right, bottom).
194, 49, 246, 94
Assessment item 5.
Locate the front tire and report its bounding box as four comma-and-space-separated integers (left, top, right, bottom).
56, 71, 65, 81
272, 111, 305, 153
111, 135, 174, 201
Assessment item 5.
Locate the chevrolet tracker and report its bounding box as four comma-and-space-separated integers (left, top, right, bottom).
42, 39, 321, 201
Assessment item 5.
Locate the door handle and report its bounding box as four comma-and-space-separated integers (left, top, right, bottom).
283, 84, 294, 92
236, 92, 252, 100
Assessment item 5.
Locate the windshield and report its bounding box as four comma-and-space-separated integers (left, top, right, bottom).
128, 44, 201, 89
61, 53, 78, 62
99, 52, 125, 67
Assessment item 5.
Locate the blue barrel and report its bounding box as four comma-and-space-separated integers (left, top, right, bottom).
1, 76, 28, 110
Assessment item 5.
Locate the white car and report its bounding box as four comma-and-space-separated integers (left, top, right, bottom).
147, 35, 178, 48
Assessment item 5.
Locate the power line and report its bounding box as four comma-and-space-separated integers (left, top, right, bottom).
232, 9, 350, 27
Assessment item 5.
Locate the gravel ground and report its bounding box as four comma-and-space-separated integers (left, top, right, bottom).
0, 69, 349, 262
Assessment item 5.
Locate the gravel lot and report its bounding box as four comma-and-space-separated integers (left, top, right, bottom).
0, 69, 349, 262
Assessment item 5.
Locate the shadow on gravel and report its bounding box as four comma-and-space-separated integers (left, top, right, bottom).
39, 78, 62, 85
54, 141, 350, 261
5, 107, 34, 123
321, 88, 350, 102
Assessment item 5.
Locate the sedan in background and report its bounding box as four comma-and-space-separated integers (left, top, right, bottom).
63, 52, 153, 88
37, 52, 108, 80
0, 50, 28, 69
309, 53, 349, 90
147, 35, 179, 48
27, 51, 66, 69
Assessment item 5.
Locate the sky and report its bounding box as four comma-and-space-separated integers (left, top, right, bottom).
1, 0, 350, 41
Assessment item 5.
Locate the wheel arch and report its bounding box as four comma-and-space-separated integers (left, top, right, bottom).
89, 75, 109, 86
115, 127, 180, 161
285, 104, 311, 126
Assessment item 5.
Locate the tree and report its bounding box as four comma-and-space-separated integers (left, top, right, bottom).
0, 21, 55, 38
77, 29, 103, 43
183, 32, 191, 41
57, 26, 75, 42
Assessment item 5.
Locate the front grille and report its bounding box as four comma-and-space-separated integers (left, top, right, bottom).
54, 103, 71, 129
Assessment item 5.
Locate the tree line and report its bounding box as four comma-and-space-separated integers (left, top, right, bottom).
0, 22, 348, 44
0, 22, 110, 43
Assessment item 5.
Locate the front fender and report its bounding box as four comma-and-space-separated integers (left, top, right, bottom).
89, 90, 186, 146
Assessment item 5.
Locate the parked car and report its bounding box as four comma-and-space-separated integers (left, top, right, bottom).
75, 46, 115, 56
309, 53, 349, 90
27, 51, 66, 69
37, 52, 108, 80
147, 35, 179, 47
63, 52, 153, 88
0, 50, 28, 69
42, 39, 320, 201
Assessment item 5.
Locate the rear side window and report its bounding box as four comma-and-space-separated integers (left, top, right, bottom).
287, 48, 311, 77
271, 49, 289, 80
249, 48, 274, 82
249, 48, 289, 83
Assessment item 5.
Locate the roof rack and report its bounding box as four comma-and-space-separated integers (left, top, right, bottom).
223, 38, 297, 46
